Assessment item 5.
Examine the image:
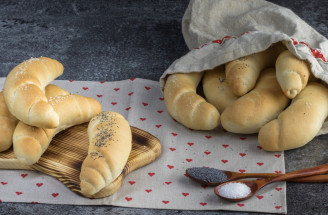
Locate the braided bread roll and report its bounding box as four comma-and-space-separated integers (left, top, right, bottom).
221, 68, 290, 134
80, 111, 132, 196
225, 43, 285, 96
258, 82, 328, 151
13, 85, 102, 165
202, 65, 238, 113
276, 50, 312, 99
0, 91, 19, 152
4, 57, 63, 128
164, 72, 220, 130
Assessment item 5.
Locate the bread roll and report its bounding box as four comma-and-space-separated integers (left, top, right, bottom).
0, 91, 19, 152
221, 68, 290, 134
3, 57, 63, 129
225, 43, 285, 96
80, 111, 132, 196
13, 85, 102, 165
164, 72, 220, 130
202, 65, 238, 113
276, 50, 312, 99
258, 82, 328, 151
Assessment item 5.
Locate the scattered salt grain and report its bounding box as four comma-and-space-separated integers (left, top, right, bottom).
218, 182, 251, 199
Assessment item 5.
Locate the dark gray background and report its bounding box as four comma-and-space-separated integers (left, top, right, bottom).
0, 0, 327, 214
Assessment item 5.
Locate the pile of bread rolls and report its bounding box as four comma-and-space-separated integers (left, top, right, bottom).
164, 42, 328, 151
0, 57, 133, 197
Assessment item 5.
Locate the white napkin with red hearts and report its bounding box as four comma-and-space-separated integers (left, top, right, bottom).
0, 77, 286, 214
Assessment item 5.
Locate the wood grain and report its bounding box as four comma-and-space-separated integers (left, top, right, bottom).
0, 123, 161, 198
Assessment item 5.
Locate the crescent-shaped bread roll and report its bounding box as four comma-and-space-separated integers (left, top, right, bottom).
0, 91, 19, 152
164, 72, 220, 130
258, 82, 328, 151
276, 50, 312, 99
3, 57, 63, 128
13, 85, 102, 165
225, 43, 285, 96
80, 111, 132, 196
221, 68, 290, 134
202, 65, 239, 113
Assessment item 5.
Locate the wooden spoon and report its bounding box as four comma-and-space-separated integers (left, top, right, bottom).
186, 167, 328, 186
214, 163, 328, 202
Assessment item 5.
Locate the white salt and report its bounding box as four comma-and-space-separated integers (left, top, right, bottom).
218, 182, 251, 199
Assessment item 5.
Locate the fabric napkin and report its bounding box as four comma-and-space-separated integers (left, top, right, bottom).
0, 77, 286, 214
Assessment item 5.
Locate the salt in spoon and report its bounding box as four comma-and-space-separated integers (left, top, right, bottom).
214, 163, 328, 202
186, 167, 328, 186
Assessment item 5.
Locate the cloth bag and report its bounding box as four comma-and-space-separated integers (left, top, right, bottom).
160, 0, 328, 135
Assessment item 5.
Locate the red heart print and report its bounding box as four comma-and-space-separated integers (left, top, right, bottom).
97, 95, 103, 98
69, 80, 74, 82
291, 38, 298, 45
256, 195, 264, 200
125, 107, 131, 111
275, 188, 283, 191
312, 49, 325, 61
201, 184, 208, 189
142, 102, 148, 106
36, 183, 43, 187
125, 197, 132, 202
240, 137, 246, 140
148, 172, 155, 177
239, 153, 246, 157
239, 169, 246, 173
140, 118, 146, 121
99, 81, 105, 84
155, 125, 162, 128
162, 200, 169, 204
204, 151, 211, 155
52, 193, 59, 197
145, 86, 151, 90
111, 102, 117, 105
128, 92, 134, 96
157, 110, 163, 114
257, 162, 264, 166
167, 165, 174, 169
169, 147, 176, 151
130, 78, 136, 81
128, 181, 135, 185
184, 173, 189, 177
165, 181, 172, 185
21, 173, 28, 178
1, 182, 7, 185
237, 203, 245, 207
205, 135, 212, 139
159, 97, 164, 101
82, 87, 88, 90
221, 160, 228, 164
275, 170, 282, 174
145, 189, 152, 193
114, 88, 120, 91
275, 154, 281, 158
0, 200, 2, 203
186, 158, 192, 162
182, 193, 189, 197
31, 201, 38, 204
222, 144, 229, 148
16, 192, 23, 196
187, 142, 194, 146
200, 202, 207, 206
275, 206, 282, 209
257, 146, 262, 150
171, 132, 177, 136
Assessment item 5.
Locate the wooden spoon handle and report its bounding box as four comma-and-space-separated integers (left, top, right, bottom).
271, 163, 328, 183
289, 174, 328, 183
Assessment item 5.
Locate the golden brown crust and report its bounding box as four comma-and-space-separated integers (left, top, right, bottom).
221, 68, 290, 134
80, 111, 132, 196
164, 72, 220, 130
3, 57, 63, 128
258, 82, 328, 151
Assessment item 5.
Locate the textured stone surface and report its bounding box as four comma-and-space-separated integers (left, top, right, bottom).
0, 0, 328, 214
